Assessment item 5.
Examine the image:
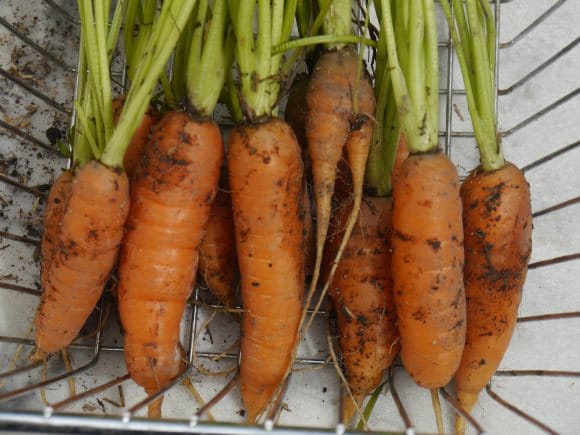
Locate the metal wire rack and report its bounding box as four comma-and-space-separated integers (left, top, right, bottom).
1, 0, 579, 433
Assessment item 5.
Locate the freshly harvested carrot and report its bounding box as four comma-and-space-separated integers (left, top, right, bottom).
440, 2, 533, 432
455, 164, 531, 416
325, 194, 400, 424
228, 118, 305, 422
391, 134, 408, 189
40, 170, 73, 291
35, 161, 129, 354
391, 152, 466, 388
118, 110, 223, 411
198, 185, 238, 309
112, 96, 158, 179
378, 5, 465, 432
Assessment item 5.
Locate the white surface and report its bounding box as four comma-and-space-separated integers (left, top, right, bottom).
1, 1, 579, 434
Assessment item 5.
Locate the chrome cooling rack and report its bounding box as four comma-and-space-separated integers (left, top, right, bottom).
1, 0, 579, 434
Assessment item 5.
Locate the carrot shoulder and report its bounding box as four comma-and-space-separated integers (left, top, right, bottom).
455, 163, 532, 417
35, 161, 129, 354
118, 111, 223, 400
391, 152, 466, 388
228, 118, 305, 422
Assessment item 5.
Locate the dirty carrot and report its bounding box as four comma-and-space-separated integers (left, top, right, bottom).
117, 0, 230, 418
441, 1, 533, 433
378, 2, 466, 432
226, 0, 305, 422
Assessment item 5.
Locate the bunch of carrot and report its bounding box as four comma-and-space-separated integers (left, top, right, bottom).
33, 0, 532, 429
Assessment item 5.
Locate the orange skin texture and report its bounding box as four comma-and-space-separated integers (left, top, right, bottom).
40, 170, 73, 291
118, 111, 223, 397
326, 195, 400, 424
35, 161, 129, 353
455, 163, 532, 415
113, 96, 158, 179
198, 188, 238, 308
228, 118, 305, 422
391, 134, 409, 189
391, 152, 466, 389
305, 48, 376, 279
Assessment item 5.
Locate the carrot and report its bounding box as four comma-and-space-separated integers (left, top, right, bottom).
117, 0, 230, 417
227, 0, 305, 421
118, 110, 223, 412
377, 3, 466, 432
325, 194, 400, 424
112, 96, 158, 179
35, 161, 129, 354
198, 185, 238, 309
228, 118, 305, 422
440, 2, 533, 432
40, 170, 73, 291
391, 134, 409, 189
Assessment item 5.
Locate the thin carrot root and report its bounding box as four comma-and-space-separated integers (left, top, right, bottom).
30, 348, 47, 364
431, 388, 444, 435
61, 348, 76, 398
146, 393, 163, 419
455, 390, 478, 435
182, 377, 216, 422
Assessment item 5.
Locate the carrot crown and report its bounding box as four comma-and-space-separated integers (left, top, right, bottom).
375, 0, 439, 155
440, 0, 505, 171
232, 0, 298, 122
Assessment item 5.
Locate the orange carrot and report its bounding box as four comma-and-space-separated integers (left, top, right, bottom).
35, 161, 129, 355
228, 118, 305, 422
325, 194, 400, 424
118, 111, 223, 416
40, 170, 73, 291
391, 134, 409, 189
113, 96, 158, 179
198, 184, 238, 309
454, 164, 532, 431
305, 48, 375, 322
391, 152, 466, 389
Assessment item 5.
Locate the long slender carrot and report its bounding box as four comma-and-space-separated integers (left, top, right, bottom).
118, 111, 223, 414
40, 170, 73, 291
440, 2, 533, 433
35, 161, 129, 354
198, 185, 238, 309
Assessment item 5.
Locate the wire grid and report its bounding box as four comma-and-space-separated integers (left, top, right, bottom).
0, 0, 579, 433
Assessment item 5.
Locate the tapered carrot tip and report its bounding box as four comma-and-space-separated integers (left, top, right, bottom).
455, 390, 478, 435
30, 347, 47, 363
341, 393, 363, 427
146, 390, 163, 419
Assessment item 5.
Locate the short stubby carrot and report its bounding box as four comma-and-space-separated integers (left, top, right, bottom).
113, 96, 158, 179
198, 186, 238, 309
35, 161, 129, 354
40, 170, 73, 291
391, 152, 466, 389
326, 195, 400, 424
228, 118, 305, 422
454, 163, 532, 423
118, 111, 223, 406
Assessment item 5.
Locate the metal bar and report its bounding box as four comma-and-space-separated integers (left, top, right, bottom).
495, 370, 580, 377
0, 118, 61, 154
0, 172, 47, 198
47, 373, 131, 413
485, 385, 558, 434
533, 196, 580, 218
518, 311, 580, 322
0, 68, 71, 114
0, 16, 74, 71
499, 37, 580, 94
522, 139, 580, 173
439, 388, 487, 435
0, 282, 41, 296
388, 369, 414, 435
444, 0, 455, 155
528, 253, 580, 270
0, 230, 40, 245
43, 0, 81, 24
499, 0, 567, 49
196, 373, 239, 418
0, 359, 45, 380
502, 87, 580, 137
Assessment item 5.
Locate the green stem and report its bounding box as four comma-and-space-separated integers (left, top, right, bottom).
101, 0, 198, 168
423, 0, 439, 150
440, 0, 504, 171
356, 381, 386, 431
321, 0, 351, 50
94, 0, 113, 143
273, 35, 377, 55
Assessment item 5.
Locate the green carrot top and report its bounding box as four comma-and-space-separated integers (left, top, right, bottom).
440, 0, 504, 171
